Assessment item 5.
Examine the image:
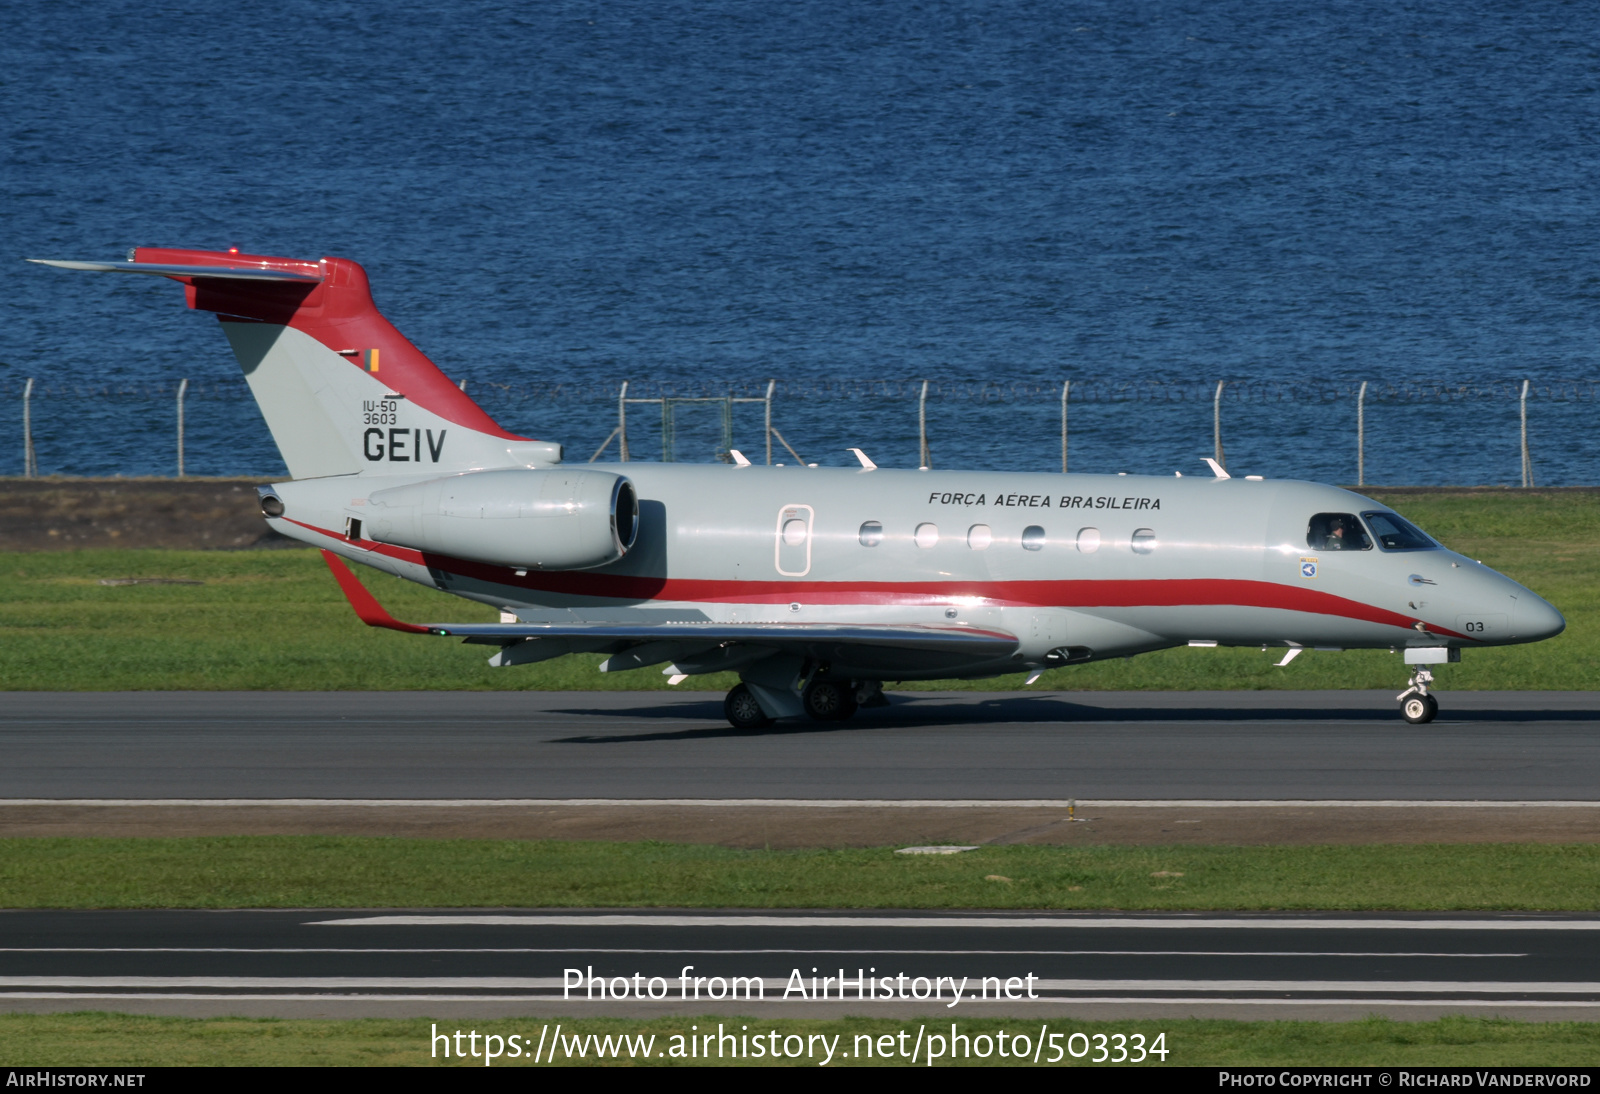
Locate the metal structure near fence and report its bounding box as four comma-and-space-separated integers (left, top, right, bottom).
8, 375, 1572, 483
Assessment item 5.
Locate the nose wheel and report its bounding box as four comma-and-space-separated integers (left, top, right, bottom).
1398, 666, 1439, 724
1401, 692, 1438, 724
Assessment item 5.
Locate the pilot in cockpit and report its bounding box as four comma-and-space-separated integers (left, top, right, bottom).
1308, 512, 1370, 551
1325, 516, 1350, 549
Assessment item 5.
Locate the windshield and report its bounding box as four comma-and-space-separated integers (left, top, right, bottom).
1361, 510, 1437, 551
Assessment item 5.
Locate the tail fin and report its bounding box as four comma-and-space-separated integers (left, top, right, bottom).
29, 248, 561, 479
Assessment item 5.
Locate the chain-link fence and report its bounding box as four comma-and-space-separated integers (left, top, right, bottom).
2, 376, 1594, 486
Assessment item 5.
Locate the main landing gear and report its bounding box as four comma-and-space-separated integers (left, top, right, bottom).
723, 675, 886, 729
724, 684, 774, 730
802, 678, 857, 722
1398, 666, 1439, 725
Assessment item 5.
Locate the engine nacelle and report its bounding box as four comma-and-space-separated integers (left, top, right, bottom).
364, 469, 638, 571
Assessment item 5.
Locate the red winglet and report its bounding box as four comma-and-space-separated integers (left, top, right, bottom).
321, 550, 432, 634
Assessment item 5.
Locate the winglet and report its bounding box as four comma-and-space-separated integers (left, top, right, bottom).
320, 550, 431, 633
1202, 457, 1231, 480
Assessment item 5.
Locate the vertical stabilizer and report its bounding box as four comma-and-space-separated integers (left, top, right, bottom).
29, 248, 562, 479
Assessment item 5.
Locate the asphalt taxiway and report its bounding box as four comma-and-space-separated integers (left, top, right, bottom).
2, 690, 1597, 800
4, 909, 1599, 1021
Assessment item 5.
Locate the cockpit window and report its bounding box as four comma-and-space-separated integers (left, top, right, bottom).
1307, 512, 1371, 551
1361, 511, 1436, 551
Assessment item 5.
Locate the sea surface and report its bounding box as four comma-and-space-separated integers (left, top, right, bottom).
3, 0, 1598, 485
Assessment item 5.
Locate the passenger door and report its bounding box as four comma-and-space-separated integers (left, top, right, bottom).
775, 504, 814, 577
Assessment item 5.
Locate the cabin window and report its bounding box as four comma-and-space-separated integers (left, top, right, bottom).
967, 524, 993, 550
914, 522, 940, 549
782, 518, 809, 546
1361, 511, 1436, 551
858, 521, 883, 547
1021, 525, 1046, 551
1306, 512, 1372, 551
1131, 528, 1158, 554
1076, 527, 1101, 554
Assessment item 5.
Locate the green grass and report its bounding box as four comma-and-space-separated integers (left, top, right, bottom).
0, 489, 1591, 690
1, 1014, 1596, 1066
6, 838, 1600, 910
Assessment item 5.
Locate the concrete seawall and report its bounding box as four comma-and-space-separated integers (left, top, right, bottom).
0, 478, 280, 550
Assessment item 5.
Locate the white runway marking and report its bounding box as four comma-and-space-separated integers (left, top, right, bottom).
0, 977, 1593, 995
311, 914, 1600, 931
1, 798, 1597, 808
0, 948, 1525, 957
0, 993, 1591, 1009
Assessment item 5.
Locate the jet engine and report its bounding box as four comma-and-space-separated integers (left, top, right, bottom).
363, 468, 638, 571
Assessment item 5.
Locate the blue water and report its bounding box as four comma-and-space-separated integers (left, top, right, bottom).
3, 0, 1598, 484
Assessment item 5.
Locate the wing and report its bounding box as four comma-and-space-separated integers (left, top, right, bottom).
319, 550, 1019, 672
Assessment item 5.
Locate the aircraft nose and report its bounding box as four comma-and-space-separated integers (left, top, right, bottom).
1514, 593, 1566, 641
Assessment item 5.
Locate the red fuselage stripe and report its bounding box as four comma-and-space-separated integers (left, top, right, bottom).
290, 517, 1466, 639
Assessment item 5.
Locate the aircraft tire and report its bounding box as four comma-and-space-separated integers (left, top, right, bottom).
1401, 693, 1438, 724
803, 679, 858, 722
725, 684, 774, 730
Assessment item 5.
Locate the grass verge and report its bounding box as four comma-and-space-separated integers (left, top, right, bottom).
0, 489, 1593, 691
5, 838, 1600, 910
0, 1014, 1596, 1066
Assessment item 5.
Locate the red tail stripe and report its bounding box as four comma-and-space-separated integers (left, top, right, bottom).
135, 247, 526, 441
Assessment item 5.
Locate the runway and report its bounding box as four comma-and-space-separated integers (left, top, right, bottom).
1, 690, 1597, 800
5, 909, 1600, 1020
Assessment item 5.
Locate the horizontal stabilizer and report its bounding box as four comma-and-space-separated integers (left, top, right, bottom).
27, 259, 321, 282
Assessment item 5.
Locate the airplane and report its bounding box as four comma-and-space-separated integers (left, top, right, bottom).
31, 248, 1566, 727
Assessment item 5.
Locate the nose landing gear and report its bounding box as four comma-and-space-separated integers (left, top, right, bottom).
1397, 647, 1458, 724
1398, 666, 1439, 724
1400, 684, 1438, 724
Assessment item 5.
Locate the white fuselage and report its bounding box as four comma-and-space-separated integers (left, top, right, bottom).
269, 464, 1563, 680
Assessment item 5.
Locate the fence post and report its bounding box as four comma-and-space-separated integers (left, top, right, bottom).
22, 377, 36, 478
1212, 380, 1225, 470
1520, 379, 1533, 487
1060, 379, 1069, 474
1356, 380, 1367, 487
617, 380, 629, 462
765, 378, 775, 465
918, 379, 930, 469
176, 378, 188, 478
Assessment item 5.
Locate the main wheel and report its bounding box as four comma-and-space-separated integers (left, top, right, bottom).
1401, 693, 1438, 724
802, 679, 858, 722
725, 684, 773, 729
